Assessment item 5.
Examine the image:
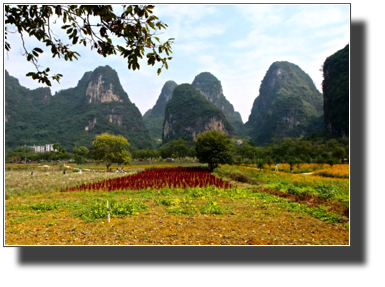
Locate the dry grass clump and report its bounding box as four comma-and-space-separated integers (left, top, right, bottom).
228, 170, 252, 183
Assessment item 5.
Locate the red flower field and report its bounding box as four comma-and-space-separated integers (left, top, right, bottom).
61, 167, 233, 192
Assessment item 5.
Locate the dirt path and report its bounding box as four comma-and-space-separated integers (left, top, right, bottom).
247, 166, 314, 176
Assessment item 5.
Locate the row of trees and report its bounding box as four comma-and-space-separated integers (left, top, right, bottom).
5, 134, 132, 171
6, 131, 348, 171
128, 131, 348, 171
129, 139, 196, 161
5, 144, 89, 164
234, 136, 348, 168
5, 145, 72, 162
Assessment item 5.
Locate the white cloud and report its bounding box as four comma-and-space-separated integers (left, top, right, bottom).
322, 37, 350, 49
231, 29, 262, 48
235, 4, 285, 28
173, 41, 212, 54
155, 4, 218, 24
310, 23, 350, 39
285, 5, 349, 29
193, 23, 226, 38
195, 54, 240, 82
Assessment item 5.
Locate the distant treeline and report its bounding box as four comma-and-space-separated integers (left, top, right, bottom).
6, 132, 348, 168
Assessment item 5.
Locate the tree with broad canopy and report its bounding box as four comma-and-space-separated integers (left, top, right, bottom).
195, 130, 235, 171
92, 133, 132, 171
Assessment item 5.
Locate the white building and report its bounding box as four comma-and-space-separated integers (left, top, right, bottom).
29, 144, 56, 153
45, 144, 55, 152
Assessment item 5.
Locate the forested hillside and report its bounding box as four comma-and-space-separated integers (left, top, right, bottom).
163, 84, 234, 145
245, 61, 324, 146
5, 66, 153, 150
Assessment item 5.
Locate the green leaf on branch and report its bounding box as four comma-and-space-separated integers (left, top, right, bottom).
5, 4, 174, 84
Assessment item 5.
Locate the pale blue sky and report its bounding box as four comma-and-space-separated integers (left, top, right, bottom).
4, 4, 350, 123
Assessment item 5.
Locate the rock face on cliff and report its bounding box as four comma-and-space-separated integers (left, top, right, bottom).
192, 72, 244, 135
245, 61, 324, 146
142, 80, 177, 142
322, 44, 349, 137
5, 66, 153, 150
163, 84, 234, 145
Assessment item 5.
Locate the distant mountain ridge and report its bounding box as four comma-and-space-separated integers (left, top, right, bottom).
142, 72, 245, 144
5, 66, 153, 150
6, 57, 346, 151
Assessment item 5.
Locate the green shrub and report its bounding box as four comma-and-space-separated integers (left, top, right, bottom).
200, 200, 225, 215
315, 184, 343, 199
186, 187, 215, 199
287, 186, 310, 197
30, 201, 57, 211
77, 198, 148, 222
156, 197, 181, 206
167, 204, 198, 215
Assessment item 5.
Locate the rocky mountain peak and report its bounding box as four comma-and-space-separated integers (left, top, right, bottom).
85, 65, 125, 104
162, 80, 178, 102
245, 61, 324, 146
86, 74, 122, 104
151, 80, 178, 115
162, 84, 234, 145
192, 72, 222, 102
5, 66, 153, 150
192, 72, 243, 136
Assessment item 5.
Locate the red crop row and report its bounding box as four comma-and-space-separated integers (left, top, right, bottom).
61, 167, 233, 192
